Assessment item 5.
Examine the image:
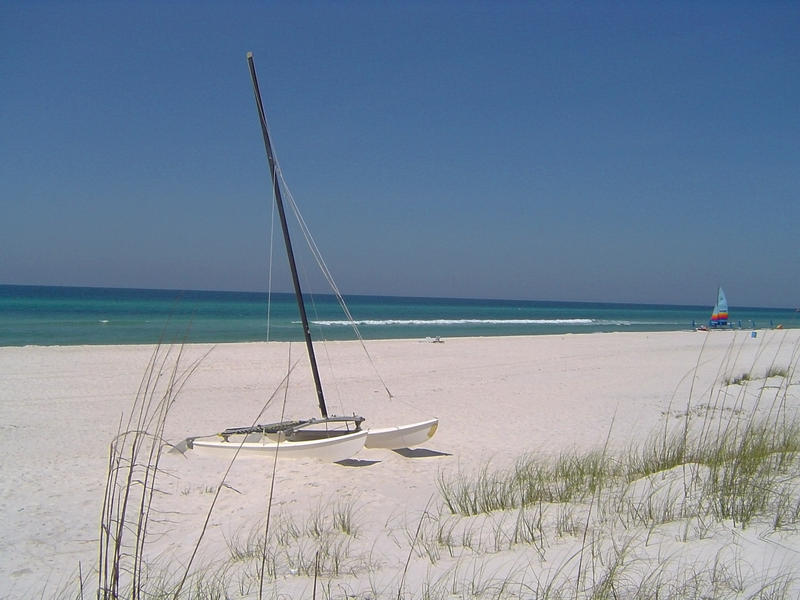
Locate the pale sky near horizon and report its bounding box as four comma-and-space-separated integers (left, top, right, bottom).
2, 2, 798, 308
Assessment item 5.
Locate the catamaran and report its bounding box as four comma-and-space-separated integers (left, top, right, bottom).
709, 287, 729, 328
187, 53, 437, 460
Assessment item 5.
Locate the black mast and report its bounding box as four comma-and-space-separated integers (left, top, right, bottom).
247, 52, 329, 418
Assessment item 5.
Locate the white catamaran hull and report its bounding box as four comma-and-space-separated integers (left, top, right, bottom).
190, 429, 368, 462
365, 418, 439, 449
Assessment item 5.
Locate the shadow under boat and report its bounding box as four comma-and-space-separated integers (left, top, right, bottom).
392, 447, 451, 458
336, 458, 382, 467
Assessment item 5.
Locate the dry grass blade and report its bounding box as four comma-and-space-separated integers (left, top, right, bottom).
97, 340, 211, 599
171, 361, 300, 599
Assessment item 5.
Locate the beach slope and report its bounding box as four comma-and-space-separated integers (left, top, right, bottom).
1, 330, 799, 597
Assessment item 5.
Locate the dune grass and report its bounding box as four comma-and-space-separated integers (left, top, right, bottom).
63, 330, 800, 599
95, 341, 210, 600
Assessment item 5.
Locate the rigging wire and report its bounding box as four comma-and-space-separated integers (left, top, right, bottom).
259, 111, 395, 404
278, 169, 395, 401
265, 183, 276, 341
296, 237, 354, 416
258, 119, 353, 413
260, 103, 280, 342
296, 236, 349, 416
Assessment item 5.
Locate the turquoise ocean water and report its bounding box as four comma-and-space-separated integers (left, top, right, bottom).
1, 284, 797, 347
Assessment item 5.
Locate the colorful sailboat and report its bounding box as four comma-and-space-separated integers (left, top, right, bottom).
709, 287, 729, 328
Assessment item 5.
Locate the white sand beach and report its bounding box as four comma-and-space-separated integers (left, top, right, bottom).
2, 329, 799, 598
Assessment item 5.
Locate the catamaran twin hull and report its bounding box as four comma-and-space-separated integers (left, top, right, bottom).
188, 418, 439, 462
365, 418, 439, 449
190, 429, 369, 463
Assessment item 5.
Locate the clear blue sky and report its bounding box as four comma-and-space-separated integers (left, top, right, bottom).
2, 2, 798, 307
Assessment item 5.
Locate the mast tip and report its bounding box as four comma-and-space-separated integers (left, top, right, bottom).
246, 51, 253, 59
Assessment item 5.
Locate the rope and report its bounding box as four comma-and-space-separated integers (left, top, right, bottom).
278, 168, 394, 400
260, 125, 356, 415
265, 185, 276, 341
261, 132, 399, 405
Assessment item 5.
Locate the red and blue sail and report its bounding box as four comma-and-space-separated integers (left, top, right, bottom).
709, 287, 729, 327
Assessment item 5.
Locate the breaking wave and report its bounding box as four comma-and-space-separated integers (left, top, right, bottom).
310, 318, 596, 327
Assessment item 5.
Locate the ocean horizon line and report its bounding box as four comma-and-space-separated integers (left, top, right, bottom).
2, 282, 793, 312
